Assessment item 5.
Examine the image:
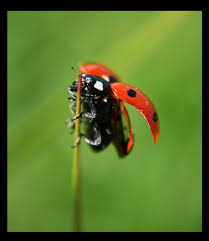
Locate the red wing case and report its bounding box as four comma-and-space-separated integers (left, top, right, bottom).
79, 63, 120, 82
110, 82, 159, 144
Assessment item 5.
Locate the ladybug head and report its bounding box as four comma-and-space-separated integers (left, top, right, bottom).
80, 74, 109, 96
68, 74, 110, 98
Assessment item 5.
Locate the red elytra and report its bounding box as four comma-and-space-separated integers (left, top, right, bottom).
79, 63, 159, 152
80, 63, 120, 82
110, 83, 159, 144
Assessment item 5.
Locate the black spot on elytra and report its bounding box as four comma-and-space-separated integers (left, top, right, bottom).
153, 112, 158, 122
127, 89, 136, 97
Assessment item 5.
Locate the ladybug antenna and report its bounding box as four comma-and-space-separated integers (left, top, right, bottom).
72, 66, 79, 76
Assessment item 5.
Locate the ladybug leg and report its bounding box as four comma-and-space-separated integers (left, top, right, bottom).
82, 112, 96, 119
66, 101, 77, 130
67, 101, 97, 130
68, 86, 78, 98
71, 135, 82, 148
72, 127, 101, 148
66, 118, 75, 133
80, 127, 101, 146
69, 101, 76, 115
67, 101, 95, 129
68, 97, 98, 122
67, 97, 76, 101
67, 112, 97, 130
70, 112, 96, 121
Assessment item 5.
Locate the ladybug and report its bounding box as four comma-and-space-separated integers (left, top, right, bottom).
67, 63, 159, 157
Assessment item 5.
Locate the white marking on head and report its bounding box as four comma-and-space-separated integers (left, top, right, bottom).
102, 75, 110, 82
82, 74, 86, 77
94, 81, 104, 91
86, 77, 91, 83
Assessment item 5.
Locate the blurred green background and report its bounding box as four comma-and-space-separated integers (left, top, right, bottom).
8, 11, 202, 232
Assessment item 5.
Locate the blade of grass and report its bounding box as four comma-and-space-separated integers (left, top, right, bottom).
72, 75, 82, 232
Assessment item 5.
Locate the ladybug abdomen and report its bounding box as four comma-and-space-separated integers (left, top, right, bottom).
82, 98, 116, 151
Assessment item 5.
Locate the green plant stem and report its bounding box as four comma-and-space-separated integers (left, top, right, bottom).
72, 76, 82, 232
